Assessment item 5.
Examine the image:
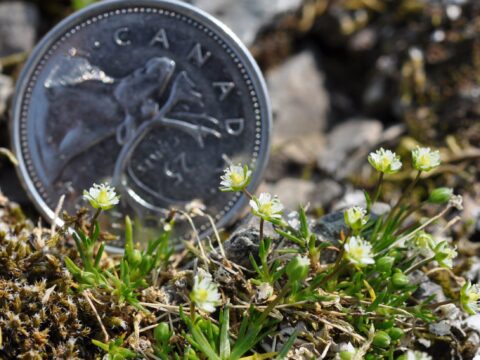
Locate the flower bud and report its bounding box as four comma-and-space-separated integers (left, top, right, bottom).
372, 331, 391, 348
129, 249, 142, 266
339, 351, 353, 360
376, 256, 395, 274
154, 322, 171, 345
388, 327, 405, 341
286, 256, 310, 283
428, 187, 453, 204
392, 272, 409, 288
344, 206, 368, 232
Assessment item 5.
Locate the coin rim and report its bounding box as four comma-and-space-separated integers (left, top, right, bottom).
10, 0, 271, 251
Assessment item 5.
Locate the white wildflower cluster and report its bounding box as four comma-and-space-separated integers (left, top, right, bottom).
368, 146, 441, 175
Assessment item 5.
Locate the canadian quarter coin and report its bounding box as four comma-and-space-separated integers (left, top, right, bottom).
10, 0, 271, 251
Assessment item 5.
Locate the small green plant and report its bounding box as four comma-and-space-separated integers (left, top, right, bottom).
92, 336, 137, 360
65, 183, 173, 311
219, 147, 474, 359
61, 146, 475, 359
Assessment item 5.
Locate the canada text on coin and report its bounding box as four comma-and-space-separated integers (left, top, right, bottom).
11, 0, 271, 249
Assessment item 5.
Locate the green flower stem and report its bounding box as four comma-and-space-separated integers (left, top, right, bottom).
404, 255, 435, 275
190, 302, 196, 322
372, 172, 384, 205
384, 170, 422, 227
393, 202, 427, 236
242, 188, 253, 199
259, 218, 265, 244
89, 208, 102, 239
317, 260, 346, 288
382, 205, 451, 254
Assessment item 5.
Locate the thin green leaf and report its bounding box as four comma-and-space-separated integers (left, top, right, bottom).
219, 307, 231, 359
275, 331, 297, 360
94, 242, 105, 268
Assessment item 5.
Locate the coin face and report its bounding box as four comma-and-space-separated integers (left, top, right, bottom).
11, 0, 270, 250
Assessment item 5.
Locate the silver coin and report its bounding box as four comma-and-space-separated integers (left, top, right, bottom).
10, 0, 271, 250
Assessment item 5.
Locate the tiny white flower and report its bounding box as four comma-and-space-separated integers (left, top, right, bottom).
344, 206, 368, 231
460, 281, 480, 315
411, 231, 435, 257
83, 183, 119, 210
411, 147, 441, 172
403, 350, 432, 360
256, 282, 274, 301
448, 194, 463, 210
190, 272, 221, 313
249, 192, 284, 222
368, 148, 402, 174
434, 241, 457, 269
219, 164, 252, 192
344, 236, 375, 267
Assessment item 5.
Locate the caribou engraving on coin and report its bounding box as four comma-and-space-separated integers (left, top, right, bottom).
11, 0, 271, 249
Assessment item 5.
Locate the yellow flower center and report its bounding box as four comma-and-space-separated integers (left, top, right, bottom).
417, 154, 430, 167
97, 189, 109, 204
230, 172, 244, 186
468, 291, 480, 303
351, 247, 365, 260
259, 202, 272, 215
380, 156, 391, 169
195, 289, 209, 302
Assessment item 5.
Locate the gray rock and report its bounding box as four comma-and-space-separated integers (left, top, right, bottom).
313, 211, 347, 244
333, 189, 391, 215
277, 132, 326, 166
0, 2, 40, 57
410, 270, 447, 302
309, 179, 343, 210
267, 50, 330, 147
223, 228, 260, 269
318, 118, 383, 180
265, 178, 316, 210
465, 314, 480, 334
186, 0, 302, 46
0, 74, 13, 117
312, 211, 347, 263
429, 320, 451, 336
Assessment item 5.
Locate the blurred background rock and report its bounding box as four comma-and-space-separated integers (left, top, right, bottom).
0, 0, 479, 242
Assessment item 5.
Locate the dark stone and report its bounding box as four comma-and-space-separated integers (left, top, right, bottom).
410, 270, 447, 302
223, 228, 260, 269
312, 210, 347, 263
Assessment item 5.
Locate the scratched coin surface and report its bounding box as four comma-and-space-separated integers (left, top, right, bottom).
11, 0, 270, 250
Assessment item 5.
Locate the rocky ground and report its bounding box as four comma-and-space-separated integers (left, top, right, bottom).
0, 0, 480, 359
